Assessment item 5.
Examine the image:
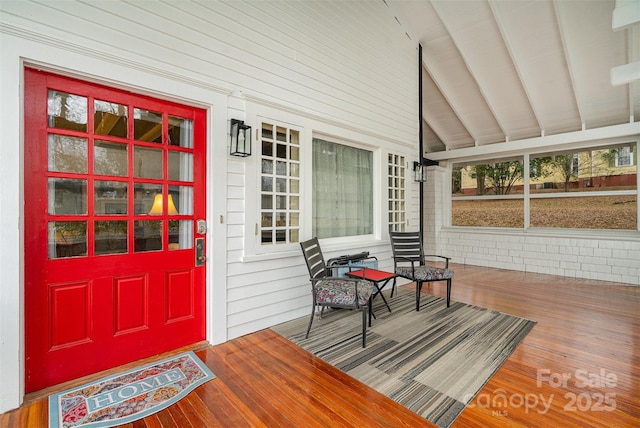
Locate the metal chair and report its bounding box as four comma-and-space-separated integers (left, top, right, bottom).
389, 231, 454, 311
300, 238, 374, 347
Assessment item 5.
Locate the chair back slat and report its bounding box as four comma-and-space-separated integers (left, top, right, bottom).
300, 237, 327, 279
389, 231, 423, 264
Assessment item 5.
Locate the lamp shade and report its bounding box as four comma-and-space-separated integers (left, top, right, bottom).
149, 194, 178, 215
230, 119, 252, 157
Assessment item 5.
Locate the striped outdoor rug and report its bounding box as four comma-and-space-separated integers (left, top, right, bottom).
271, 288, 536, 427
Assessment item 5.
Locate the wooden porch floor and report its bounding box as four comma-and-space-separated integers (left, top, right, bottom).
2, 264, 639, 427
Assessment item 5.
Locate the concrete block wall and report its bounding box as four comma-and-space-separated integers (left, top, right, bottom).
439, 230, 640, 285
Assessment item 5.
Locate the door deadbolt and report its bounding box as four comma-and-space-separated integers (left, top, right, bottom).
196, 219, 207, 234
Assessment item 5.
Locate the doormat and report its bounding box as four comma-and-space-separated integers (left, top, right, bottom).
48, 351, 215, 428
272, 289, 536, 427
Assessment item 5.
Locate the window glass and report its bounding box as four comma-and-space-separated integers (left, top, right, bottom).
134, 146, 163, 178
168, 116, 193, 148
312, 138, 373, 238
134, 184, 163, 215
94, 181, 127, 215
530, 146, 637, 194
260, 121, 300, 245
388, 154, 406, 232
95, 220, 128, 255
134, 108, 162, 143
530, 196, 636, 229
134, 220, 161, 252
168, 151, 193, 181
452, 144, 638, 231
169, 220, 193, 250
168, 185, 193, 215
48, 178, 87, 215
48, 135, 87, 173
453, 199, 524, 228
49, 221, 87, 259
94, 141, 127, 176
48, 90, 87, 132
94, 100, 128, 137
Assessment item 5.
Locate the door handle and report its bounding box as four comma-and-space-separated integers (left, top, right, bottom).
195, 237, 206, 266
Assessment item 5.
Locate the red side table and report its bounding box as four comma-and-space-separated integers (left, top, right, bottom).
345, 268, 396, 318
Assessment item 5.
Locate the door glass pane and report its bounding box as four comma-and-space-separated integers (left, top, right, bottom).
94, 100, 128, 137
134, 146, 163, 178
134, 220, 162, 252
168, 151, 193, 181
168, 116, 193, 148
169, 220, 193, 250
169, 185, 193, 215
48, 135, 87, 173
134, 108, 162, 143
48, 90, 87, 132
134, 184, 163, 214
95, 221, 127, 255
94, 181, 127, 215
49, 221, 87, 259
48, 178, 87, 215
94, 141, 127, 176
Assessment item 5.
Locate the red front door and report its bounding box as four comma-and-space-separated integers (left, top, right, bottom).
24, 69, 207, 392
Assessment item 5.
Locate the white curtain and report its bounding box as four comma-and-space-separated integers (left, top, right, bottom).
312, 138, 373, 238
179, 120, 194, 247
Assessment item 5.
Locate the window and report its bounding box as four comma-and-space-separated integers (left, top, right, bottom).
312, 137, 373, 239
452, 143, 638, 231
452, 159, 525, 228
388, 154, 406, 232
45, 89, 198, 258
616, 146, 634, 167
260, 122, 300, 245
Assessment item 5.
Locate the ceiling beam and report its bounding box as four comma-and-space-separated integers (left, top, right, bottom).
611, 61, 640, 86
612, 0, 640, 31
426, 121, 640, 162
429, 0, 508, 141
552, 0, 586, 129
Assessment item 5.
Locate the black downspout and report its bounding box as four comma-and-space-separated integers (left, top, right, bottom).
418, 43, 424, 245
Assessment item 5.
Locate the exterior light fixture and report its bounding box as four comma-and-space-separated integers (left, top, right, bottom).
230, 119, 252, 157
414, 161, 426, 182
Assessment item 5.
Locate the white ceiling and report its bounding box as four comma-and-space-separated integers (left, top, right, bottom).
386, 0, 640, 155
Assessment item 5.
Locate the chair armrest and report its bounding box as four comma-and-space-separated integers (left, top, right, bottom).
395, 256, 419, 276
424, 255, 451, 268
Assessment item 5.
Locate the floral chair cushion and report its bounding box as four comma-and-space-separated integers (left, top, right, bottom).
396, 265, 454, 281
315, 278, 374, 306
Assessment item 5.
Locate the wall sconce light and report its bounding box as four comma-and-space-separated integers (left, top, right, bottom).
413, 161, 426, 182
149, 194, 178, 215
230, 119, 252, 157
